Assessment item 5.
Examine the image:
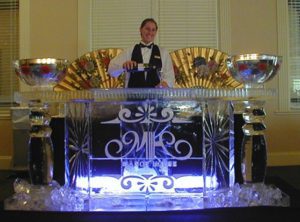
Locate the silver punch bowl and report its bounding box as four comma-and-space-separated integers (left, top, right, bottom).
14, 58, 69, 88
226, 54, 282, 87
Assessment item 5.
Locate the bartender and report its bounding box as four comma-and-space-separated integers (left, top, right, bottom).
108, 18, 175, 88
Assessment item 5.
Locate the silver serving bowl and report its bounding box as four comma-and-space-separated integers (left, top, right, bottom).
226, 54, 282, 88
14, 58, 69, 87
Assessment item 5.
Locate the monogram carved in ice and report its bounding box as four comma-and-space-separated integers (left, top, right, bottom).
104, 103, 193, 160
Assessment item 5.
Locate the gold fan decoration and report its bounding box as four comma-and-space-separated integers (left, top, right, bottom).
54, 48, 125, 91
170, 47, 243, 89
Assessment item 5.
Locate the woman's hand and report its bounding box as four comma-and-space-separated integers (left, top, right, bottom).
123, 61, 137, 71
155, 80, 169, 88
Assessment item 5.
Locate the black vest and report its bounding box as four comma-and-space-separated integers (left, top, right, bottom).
127, 44, 162, 88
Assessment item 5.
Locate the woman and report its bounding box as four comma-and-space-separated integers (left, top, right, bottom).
108, 18, 175, 88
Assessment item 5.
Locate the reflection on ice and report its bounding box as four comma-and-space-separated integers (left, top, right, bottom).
206, 183, 290, 208
75, 175, 218, 193
4, 178, 289, 211
4, 178, 87, 211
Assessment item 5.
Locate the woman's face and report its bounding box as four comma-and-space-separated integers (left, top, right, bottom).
140, 21, 157, 44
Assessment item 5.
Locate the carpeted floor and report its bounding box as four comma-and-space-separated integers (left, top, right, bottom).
266, 165, 300, 190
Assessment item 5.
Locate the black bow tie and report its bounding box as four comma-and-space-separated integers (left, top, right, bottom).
140, 43, 153, 49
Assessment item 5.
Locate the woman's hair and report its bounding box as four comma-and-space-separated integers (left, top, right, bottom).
140, 18, 158, 30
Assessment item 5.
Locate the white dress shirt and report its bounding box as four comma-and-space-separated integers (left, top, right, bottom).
108, 43, 175, 87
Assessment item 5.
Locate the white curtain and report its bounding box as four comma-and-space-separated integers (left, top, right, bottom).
0, 0, 19, 116
288, 0, 300, 108
90, 0, 218, 51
